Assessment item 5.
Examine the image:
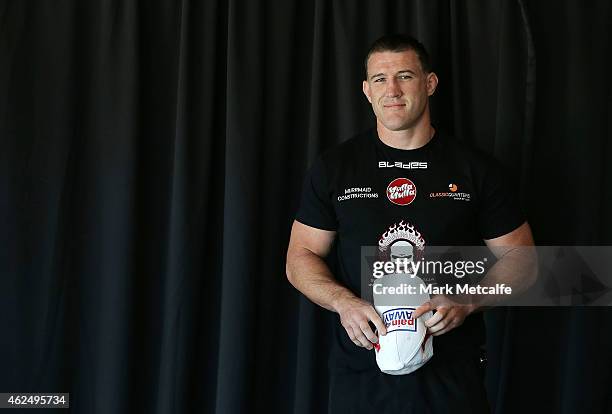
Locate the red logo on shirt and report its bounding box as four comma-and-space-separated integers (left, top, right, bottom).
386, 178, 417, 205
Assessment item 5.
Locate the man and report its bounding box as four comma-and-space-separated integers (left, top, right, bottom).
286, 34, 535, 413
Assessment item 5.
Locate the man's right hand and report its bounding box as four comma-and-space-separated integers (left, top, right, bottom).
334, 295, 387, 350
286, 222, 387, 350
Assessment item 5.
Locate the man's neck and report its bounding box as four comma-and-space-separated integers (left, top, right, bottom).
376, 120, 435, 150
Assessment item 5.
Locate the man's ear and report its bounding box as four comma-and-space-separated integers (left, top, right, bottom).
426, 72, 439, 96
363, 80, 372, 103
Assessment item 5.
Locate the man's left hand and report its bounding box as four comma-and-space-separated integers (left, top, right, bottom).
413, 296, 476, 336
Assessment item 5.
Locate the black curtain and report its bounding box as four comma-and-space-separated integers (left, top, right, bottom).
1, 1, 610, 413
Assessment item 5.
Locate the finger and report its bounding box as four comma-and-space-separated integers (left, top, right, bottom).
427, 308, 457, 334
359, 322, 379, 344
424, 307, 448, 328
432, 325, 453, 336
431, 318, 460, 336
367, 309, 387, 336
433, 313, 468, 336
413, 302, 433, 319
352, 324, 373, 349
427, 318, 449, 334
344, 325, 362, 347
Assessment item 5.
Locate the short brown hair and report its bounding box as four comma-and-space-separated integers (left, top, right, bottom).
364, 34, 432, 79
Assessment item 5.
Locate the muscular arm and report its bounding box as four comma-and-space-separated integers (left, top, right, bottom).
414, 221, 537, 336
473, 221, 538, 307
286, 220, 386, 349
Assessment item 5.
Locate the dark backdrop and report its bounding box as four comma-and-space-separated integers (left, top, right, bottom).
1, 1, 611, 413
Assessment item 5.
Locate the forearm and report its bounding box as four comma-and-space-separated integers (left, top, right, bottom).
469, 247, 538, 310
286, 249, 357, 313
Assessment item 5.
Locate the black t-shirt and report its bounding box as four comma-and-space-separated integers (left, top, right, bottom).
296, 128, 525, 372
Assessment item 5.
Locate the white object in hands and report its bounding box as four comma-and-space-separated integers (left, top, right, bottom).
372, 273, 433, 375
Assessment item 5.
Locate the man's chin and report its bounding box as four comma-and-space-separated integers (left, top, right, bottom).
380, 121, 412, 132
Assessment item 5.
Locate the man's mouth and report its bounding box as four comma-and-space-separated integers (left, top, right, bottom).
384, 103, 405, 108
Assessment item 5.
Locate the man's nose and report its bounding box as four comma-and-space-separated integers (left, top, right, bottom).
386, 78, 402, 97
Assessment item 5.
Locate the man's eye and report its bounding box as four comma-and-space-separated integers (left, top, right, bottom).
373, 78, 385, 83
399, 75, 413, 80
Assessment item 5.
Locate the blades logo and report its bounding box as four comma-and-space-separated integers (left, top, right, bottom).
386, 178, 417, 205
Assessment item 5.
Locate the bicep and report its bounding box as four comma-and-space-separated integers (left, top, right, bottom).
484, 221, 534, 258
288, 220, 336, 258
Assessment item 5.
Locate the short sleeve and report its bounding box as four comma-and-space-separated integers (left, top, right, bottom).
295, 157, 338, 231
477, 159, 526, 240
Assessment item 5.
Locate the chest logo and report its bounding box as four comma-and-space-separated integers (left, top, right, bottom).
386, 178, 417, 205
378, 161, 428, 170
429, 183, 471, 201
378, 221, 426, 259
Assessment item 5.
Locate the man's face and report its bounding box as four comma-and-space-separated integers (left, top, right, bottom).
363, 50, 438, 132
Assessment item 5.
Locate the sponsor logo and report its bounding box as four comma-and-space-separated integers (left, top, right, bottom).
382, 308, 417, 332
337, 186, 379, 202
429, 183, 471, 201
378, 161, 428, 170
386, 178, 417, 205
378, 220, 426, 263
